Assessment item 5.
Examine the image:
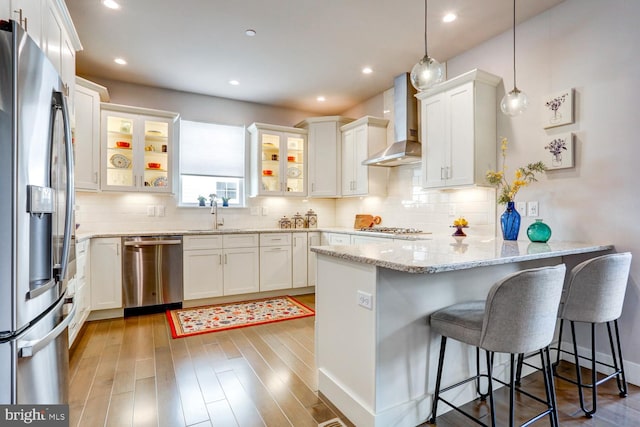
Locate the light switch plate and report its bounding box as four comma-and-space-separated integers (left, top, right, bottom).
147, 206, 156, 217
516, 202, 527, 215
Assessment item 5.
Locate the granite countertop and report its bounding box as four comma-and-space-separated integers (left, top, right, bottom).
310, 235, 613, 274
75, 227, 433, 242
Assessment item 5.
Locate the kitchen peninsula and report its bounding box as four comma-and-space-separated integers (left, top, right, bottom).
311, 236, 613, 427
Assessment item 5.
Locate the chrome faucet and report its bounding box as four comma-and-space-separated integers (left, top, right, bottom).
210, 195, 224, 230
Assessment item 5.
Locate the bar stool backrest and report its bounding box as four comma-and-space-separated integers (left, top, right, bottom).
481, 264, 566, 354
560, 252, 632, 323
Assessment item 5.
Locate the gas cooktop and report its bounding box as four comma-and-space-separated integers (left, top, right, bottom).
358, 226, 424, 235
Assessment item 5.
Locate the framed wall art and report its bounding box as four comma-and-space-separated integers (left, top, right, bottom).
543, 89, 574, 129
544, 132, 574, 170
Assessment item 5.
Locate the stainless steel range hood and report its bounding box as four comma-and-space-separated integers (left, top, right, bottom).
362, 73, 421, 167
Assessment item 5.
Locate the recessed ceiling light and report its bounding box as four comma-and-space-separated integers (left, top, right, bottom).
443, 13, 457, 23
114, 58, 127, 65
245, 29, 256, 37
362, 67, 373, 74
102, 0, 120, 10
317, 96, 326, 102
229, 80, 240, 86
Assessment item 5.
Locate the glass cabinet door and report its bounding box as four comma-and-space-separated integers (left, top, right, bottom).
260, 132, 282, 193
143, 120, 169, 189
105, 114, 135, 188
284, 133, 304, 194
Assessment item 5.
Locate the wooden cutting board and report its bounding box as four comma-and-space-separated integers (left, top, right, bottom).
354, 214, 382, 229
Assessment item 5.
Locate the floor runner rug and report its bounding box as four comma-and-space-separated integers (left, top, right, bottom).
166, 296, 315, 338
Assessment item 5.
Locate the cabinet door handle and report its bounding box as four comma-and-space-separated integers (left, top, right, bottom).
447, 167, 452, 179
311, 183, 315, 192
224, 254, 228, 264
219, 254, 222, 265
23, 16, 28, 32
94, 172, 98, 183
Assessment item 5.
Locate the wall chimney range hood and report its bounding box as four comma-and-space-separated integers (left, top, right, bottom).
362, 73, 421, 167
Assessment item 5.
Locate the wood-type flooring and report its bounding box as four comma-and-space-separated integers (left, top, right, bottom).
69, 294, 639, 426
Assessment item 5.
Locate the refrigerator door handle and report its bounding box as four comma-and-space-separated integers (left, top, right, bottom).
52, 91, 74, 283
18, 297, 76, 358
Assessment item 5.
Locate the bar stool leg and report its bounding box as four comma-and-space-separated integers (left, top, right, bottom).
430, 336, 448, 424
570, 321, 596, 418
541, 347, 559, 427
515, 353, 524, 387
486, 351, 496, 427
608, 320, 628, 397
509, 354, 516, 427
553, 319, 565, 375
476, 347, 490, 400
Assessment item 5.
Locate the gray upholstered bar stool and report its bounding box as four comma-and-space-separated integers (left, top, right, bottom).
429, 264, 566, 427
553, 252, 632, 418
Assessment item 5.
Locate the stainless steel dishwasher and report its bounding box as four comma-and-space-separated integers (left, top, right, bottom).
122, 235, 183, 316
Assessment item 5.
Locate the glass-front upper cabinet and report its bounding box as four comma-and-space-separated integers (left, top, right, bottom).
101, 104, 179, 192
248, 123, 307, 197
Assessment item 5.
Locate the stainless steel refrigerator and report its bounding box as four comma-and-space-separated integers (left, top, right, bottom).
0, 19, 75, 404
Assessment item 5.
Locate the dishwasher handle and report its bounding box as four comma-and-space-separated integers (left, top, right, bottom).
124, 239, 182, 247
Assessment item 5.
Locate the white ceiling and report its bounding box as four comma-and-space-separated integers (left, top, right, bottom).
66, 0, 565, 115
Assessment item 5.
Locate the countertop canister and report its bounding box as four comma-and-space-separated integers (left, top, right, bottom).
305, 209, 317, 228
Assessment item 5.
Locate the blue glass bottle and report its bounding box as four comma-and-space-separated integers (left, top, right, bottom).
527, 219, 552, 243
500, 201, 521, 241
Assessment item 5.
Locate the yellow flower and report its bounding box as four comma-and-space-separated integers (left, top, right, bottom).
485, 138, 547, 205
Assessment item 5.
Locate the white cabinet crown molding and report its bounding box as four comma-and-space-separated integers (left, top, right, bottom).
416, 68, 501, 100
76, 76, 110, 102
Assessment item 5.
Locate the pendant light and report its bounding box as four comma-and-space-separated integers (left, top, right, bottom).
410, 0, 444, 91
500, 0, 529, 116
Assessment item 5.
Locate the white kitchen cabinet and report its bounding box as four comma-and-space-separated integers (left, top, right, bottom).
307, 232, 321, 287
259, 233, 292, 291
90, 237, 122, 311
350, 235, 388, 245
41, 0, 80, 110
417, 69, 501, 189
183, 236, 224, 300
248, 123, 307, 197
8, 0, 81, 111
224, 247, 260, 295
340, 116, 389, 197
8, 0, 42, 46
296, 116, 354, 197
323, 232, 351, 245
222, 234, 259, 295
183, 234, 259, 298
69, 239, 91, 346
101, 103, 179, 193
74, 78, 109, 191
292, 232, 308, 288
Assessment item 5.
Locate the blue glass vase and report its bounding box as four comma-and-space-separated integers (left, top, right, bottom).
500, 201, 521, 241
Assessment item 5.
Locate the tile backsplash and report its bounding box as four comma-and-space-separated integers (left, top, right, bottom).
76, 166, 496, 236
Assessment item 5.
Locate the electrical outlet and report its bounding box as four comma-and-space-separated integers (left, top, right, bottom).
357, 290, 373, 310
527, 201, 539, 217
449, 204, 456, 216
261, 206, 269, 216
516, 201, 527, 215
147, 206, 156, 217
156, 205, 166, 217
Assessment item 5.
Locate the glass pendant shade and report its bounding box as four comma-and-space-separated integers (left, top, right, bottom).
500, 87, 529, 116
410, 54, 445, 91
